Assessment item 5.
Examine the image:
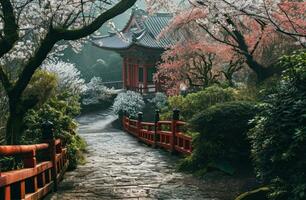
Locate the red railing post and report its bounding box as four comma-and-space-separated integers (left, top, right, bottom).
171, 109, 180, 153
42, 121, 58, 192
154, 110, 160, 148
137, 112, 143, 139
23, 149, 37, 168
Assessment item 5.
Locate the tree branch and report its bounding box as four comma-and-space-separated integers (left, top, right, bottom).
0, 65, 11, 91
0, 0, 19, 57
11, 30, 58, 99
57, 0, 137, 40
11, 0, 136, 99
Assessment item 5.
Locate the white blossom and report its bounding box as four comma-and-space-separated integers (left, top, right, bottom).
82, 77, 116, 105
42, 61, 86, 95
113, 91, 145, 118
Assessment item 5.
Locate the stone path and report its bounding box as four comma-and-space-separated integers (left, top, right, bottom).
47, 110, 248, 200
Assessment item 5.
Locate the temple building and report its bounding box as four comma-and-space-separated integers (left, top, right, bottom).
92, 8, 176, 94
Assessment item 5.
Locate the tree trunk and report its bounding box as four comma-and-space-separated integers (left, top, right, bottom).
6, 110, 25, 145
5, 97, 26, 145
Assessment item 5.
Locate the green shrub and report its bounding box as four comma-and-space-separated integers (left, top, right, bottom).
248, 51, 306, 200
161, 85, 240, 120
180, 101, 257, 174
22, 92, 85, 170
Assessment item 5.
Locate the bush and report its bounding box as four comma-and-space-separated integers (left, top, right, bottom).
180, 101, 257, 174
22, 91, 85, 170
43, 61, 86, 95
82, 77, 116, 106
148, 92, 167, 110
113, 91, 145, 118
1, 65, 87, 171
161, 85, 240, 120
248, 51, 306, 200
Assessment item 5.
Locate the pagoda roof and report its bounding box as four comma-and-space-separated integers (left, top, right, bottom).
92, 8, 178, 51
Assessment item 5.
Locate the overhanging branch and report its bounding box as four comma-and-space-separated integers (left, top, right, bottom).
0, 0, 19, 57
58, 0, 137, 40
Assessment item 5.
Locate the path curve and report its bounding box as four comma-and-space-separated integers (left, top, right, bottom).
47, 109, 247, 200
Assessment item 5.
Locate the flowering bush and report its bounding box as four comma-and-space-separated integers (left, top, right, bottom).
43, 61, 86, 95
82, 77, 116, 106
113, 91, 145, 118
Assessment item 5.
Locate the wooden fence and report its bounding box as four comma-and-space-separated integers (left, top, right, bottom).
0, 122, 69, 200
122, 110, 192, 155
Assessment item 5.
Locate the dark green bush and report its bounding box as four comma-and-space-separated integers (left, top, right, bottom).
248, 51, 306, 200
180, 101, 257, 174
22, 92, 86, 170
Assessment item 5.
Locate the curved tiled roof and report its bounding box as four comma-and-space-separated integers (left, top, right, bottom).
92, 9, 177, 50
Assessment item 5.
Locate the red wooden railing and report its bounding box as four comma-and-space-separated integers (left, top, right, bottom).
0, 128, 69, 200
122, 110, 192, 155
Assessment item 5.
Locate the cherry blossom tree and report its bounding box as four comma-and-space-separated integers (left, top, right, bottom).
147, 0, 305, 83
0, 0, 136, 144
154, 40, 244, 95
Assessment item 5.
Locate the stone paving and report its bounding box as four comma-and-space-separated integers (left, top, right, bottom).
47, 110, 249, 200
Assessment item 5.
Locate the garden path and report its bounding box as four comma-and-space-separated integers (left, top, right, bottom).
46, 109, 246, 200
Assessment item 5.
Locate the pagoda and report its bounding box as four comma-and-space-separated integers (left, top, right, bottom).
92, 8, 176, 94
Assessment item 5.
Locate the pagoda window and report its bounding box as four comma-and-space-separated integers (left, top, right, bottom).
147, 67, 156, 83
138, 67, 143, 82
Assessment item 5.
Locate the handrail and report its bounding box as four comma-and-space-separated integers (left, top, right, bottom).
0, 138, 69, 200
122, 109, 192, 155
141, 122, 154, 126
0, 143, 49, 156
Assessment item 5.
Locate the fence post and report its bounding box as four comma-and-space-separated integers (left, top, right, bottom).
42, 121, 58, 192
171, 109, 180, 153
23, 149, 36, 168
154, 110, 160, 148
137, 112, 143, 139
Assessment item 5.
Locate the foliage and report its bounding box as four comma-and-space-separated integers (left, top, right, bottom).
155, 40, 244, 95
248, 51, 306, 200
161, 85, 239, 121
43, 61, 86, 95
0, 0, 136, 144
22, 91, 84, 170
82, 77, 116, 106
148, 92, 168, 110
23, 70, 58, 107
113, 91, 145, 118
180, 101, 257, 174
1, 68, 86, 170
147, 0, 304, 82
63, 45, 123, 82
